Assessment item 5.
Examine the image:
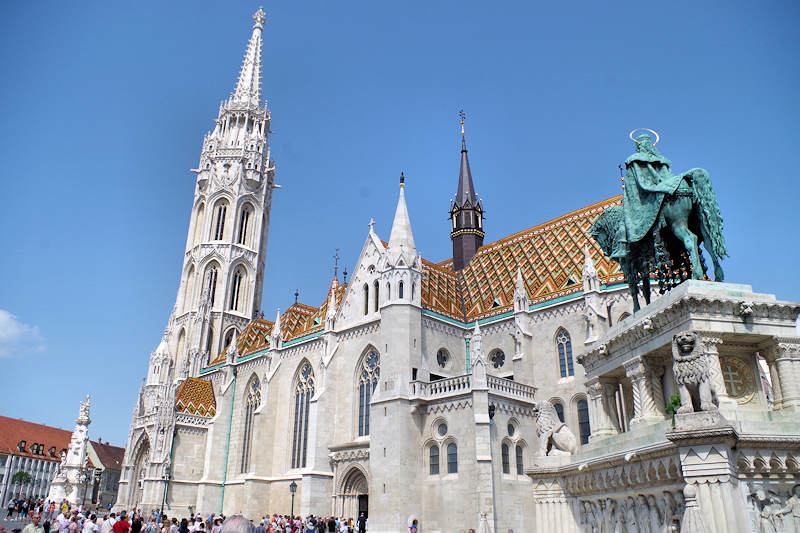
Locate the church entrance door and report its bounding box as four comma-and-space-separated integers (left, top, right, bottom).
358, 495, 368, 517
336, 467, 368, 519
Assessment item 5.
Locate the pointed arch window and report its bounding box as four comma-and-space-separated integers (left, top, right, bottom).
212, 203, 227, 241
363, 284, 369, 316
229, 268, 245, 311
373, 280, 380, 312
236, 205, 252, 245
291, 362, 315, 469
501, 443, 510, 474
193, 204, 205, 245
429, 444, 439, 475
223, 328, 236, 351
206, 266, 219, 307
240, 375, 260, 473
556, 328, 574, 378
577, 398, 591, 445
447, 442, 458, 474
398, 281, 404, 300
515, 445, 524, 475
357, 350, 380, 436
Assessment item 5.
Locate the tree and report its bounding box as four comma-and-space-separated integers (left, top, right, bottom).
11, 471, 32, 485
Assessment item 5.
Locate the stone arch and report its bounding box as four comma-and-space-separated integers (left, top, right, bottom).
130, 432, 151, 507
335, 464, 369, 519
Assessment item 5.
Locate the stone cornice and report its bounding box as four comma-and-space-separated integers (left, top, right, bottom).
577, 284, 800, 374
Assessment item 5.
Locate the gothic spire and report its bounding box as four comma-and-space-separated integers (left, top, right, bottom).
388, 172, 417, 265
450, 112, 485, 271
231, 8, 266, 107
454, 113, 478, 208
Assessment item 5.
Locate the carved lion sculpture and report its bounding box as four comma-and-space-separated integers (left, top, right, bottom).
533, 400, 578, 456
672, 331, 718, 413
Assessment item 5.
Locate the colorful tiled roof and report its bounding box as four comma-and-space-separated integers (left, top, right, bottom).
175, 377, 217, 417
236, 318, 274, 356
0, 416, 95, 466
422, 195, 624, 322
211, 196, 624, 360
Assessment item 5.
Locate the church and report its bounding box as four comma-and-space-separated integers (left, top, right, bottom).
117, 9, 800, 533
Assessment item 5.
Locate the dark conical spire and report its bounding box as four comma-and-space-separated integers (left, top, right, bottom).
454, 134, 479, 208
449, 111, 484, 271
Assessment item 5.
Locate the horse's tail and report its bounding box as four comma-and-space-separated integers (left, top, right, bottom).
686, 168, 729, 260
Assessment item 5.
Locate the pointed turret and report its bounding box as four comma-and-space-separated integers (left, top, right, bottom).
513, 268, 529, 313
583, 245, 599, 293
271, 309, 282, 349
325, 278, 338, 331
450, 112, 485, 271
388, 172, 417, 266
231, 8, 266, 107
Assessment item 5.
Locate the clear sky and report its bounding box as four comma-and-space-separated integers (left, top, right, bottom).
1, 1, 798, 446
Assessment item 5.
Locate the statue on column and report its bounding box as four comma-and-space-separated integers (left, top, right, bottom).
590, 130, 728, 312
671, 332, 718, 413
47, 395, 92, 505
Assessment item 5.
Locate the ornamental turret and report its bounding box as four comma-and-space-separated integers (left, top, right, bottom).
449, 112, 484, 271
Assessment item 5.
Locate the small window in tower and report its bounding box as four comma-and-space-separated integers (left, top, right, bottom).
398, 281, 404, 300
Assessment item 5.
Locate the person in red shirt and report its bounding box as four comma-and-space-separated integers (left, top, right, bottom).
112, 513, 130, 533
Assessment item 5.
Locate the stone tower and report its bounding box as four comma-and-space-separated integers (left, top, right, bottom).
115, 9, 275, 511
449, 115, 484, 271
176, 6, 276, 376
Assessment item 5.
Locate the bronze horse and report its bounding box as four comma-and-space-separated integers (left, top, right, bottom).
591, 160, 728, 313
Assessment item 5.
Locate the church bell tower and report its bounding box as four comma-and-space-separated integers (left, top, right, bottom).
449, 112, 484, 271
173, 7, 277, 376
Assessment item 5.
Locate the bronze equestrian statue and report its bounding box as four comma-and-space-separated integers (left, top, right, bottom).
590, 132, 728, 312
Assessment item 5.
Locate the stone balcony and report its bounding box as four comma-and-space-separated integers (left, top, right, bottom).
409, 373, 536, 405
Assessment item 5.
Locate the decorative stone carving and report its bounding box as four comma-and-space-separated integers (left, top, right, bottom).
672, 331, 718, 413
625, 357, 667, 425
533, 400, 578, 456
739, 301, 754, 317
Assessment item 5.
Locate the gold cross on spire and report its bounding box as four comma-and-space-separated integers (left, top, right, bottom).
459, 109, 466, 137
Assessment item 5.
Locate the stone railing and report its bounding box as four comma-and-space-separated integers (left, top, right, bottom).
410, 375, 472, 401
409, 374, 536, 404
487, 375, 537, 403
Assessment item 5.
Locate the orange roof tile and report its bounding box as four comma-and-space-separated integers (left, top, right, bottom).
90, 440, 125, 471
422, 196, 623, 322
175, 377, 217, 417
0, 416, 95, 466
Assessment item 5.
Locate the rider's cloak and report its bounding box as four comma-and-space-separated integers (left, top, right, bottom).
622, 135, 682, 245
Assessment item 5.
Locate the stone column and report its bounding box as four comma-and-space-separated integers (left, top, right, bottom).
764, 338, 800, 411
587, 377, 620, 441
697, 333, 736, 412
624, 357, 666, 426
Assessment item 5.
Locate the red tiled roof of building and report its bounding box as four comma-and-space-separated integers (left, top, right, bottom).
90, 440, 124, 471
0, 415, 96, 466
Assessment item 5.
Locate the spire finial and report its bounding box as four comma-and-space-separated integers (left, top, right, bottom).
333, 248, 340, 279
232, 9, 265, 106
253, 7, 266, 29
294, 289, 299, 304
459, 109, 467, 151
399, 171, 405, 188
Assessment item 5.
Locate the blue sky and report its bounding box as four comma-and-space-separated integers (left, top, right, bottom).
1, 1, 798, 445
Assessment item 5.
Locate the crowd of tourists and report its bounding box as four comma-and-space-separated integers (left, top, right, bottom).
2, 502, 374, 533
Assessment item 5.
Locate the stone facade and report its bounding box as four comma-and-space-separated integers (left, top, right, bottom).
528, 280, 800, 533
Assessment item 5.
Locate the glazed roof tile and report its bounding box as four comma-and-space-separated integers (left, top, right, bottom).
217, 196, 623, 356
175, 377, 217, 418
422, 195, 623, 321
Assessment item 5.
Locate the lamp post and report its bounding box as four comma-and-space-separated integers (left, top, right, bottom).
289, 481, 297, 518
160, 464, 171, 518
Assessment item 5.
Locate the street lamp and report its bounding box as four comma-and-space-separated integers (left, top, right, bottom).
289, 481, 297, 518
160, 465, 171, 518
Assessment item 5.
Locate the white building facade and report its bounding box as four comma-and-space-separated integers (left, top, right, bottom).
117, 9, 646, 532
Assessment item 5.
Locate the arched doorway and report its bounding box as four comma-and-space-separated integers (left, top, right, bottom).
336, 467, 368, 519
131, 437, 150, 508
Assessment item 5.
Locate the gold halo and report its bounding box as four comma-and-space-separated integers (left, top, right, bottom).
629, 128, 660, 145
